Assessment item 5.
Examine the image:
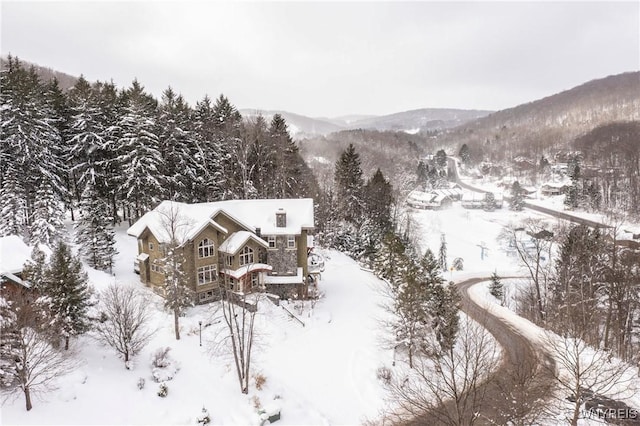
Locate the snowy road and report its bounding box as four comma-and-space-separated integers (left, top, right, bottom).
409, 277, 557, 425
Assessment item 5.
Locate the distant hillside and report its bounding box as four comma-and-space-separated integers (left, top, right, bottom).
1, 56, 79, 90
240, 109, 345, 138
241, 108, 492, 137
435, 72, 640, 161
346, 108, 493, 133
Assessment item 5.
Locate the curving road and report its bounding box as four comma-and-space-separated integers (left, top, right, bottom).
407, 277, 557, 425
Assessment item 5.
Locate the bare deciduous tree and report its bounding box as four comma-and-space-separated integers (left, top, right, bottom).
95, 284, 155, 367
0, 292, 74, 411
543, 331, 637, 426
157, 203, 194, 340
500, 219, 555, 324
385, 317, 498, 425
211, 275, 260, 394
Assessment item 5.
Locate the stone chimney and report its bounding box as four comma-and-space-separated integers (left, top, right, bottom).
276, 208, 287, 228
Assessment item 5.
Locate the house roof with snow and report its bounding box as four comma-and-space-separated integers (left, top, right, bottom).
0, 235, 32, 275
219, 231, 269, 254
127, 199, 315, 244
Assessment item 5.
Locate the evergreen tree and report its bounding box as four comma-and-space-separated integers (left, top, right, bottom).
564, 157, 582, 210
43, 241, 94, 349
21, 246, 48, 290
510, 181, 525, 211
416, 161, 428, 187
0, 163, 27, 237
74, 182, 118, 271
435, 149, 448, 169
211, 94, 243, 199
439, 233, 448, 271
0, 57, 66, 244
192, 95, 226, 201
116, 80, 163, 220
334, 144, 364, 225
539, 155, 549, 170
363, 168, 394, 233
428, 281, 461, 353
489, 271, 504, 302
30, 181, 65, 246
268, 114, 307, 198
157, 87, 200, 201
459, 143, 471, 166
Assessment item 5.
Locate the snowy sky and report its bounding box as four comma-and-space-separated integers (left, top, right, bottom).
1, 1, 638, 117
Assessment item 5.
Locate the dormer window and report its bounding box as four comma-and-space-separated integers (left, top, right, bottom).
198, 238, 215, 258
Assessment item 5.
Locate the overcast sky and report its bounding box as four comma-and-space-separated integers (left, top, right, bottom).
2, 1, 638, 117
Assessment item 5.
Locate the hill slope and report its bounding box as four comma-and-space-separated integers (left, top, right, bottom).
435, 71, 640, 160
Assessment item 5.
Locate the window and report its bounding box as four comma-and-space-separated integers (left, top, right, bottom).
226, 255, 234, 267
149, 242, 154, 251
267, 236, 276, 249
197, 265, 217, 285
251, 273, 258, 288
199, 290, 214, 302
239, 246, 254, 266
287, 236, 296, 249
198, 238, 215, 258
151, 261, 164, 274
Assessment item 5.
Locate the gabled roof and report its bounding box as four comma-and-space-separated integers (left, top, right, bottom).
0, 235, 32, 274
219, 231, 269, 255
127, 199, 315, 243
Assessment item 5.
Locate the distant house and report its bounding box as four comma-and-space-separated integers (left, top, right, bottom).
407, 190, 453, 210
461, 191, 503, 210
541, 183, 566, 196
0, 235, 33, 299
127, 199, 315, 303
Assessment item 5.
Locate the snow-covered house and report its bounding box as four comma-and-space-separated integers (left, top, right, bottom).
127, 199, 315, 303
541, 182, 567, 196
0, 235, 33, 297
407, 190, 454, 210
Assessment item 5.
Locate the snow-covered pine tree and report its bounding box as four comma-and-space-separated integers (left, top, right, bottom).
116, 80, 163, 220
489, 271, 504, 302
510, 181, 525, 211
30, 181, 65, 247
21, 246, 48, 291
334, 144, 365, 225
268, 114, 307, 198
95, 81, 126, 223
75, 182, 118, 271
0, 163, 27, 237
245, 114, 272, 198
0, 57, 66, 244
192, 95, 226, 202
428, 281, 461, 353
364, 168, 394, 233
459, 143, 471, 167
157, 87, 199, 201
43, 241, 94, 349
211, 94, 243, 199
439, 233, 448, 272
66, 76, 107, 204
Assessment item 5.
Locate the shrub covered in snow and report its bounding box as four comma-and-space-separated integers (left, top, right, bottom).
157, 382, 168, 397
196, 407, 210, 425
137, 377, 145, 390
254, 373, 267, 391
151, 346, 179, 382
376, 366, 392, 384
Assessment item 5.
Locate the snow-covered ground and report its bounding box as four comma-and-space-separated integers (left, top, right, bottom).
3, 228, 394, 425
4, 200, 639, 425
